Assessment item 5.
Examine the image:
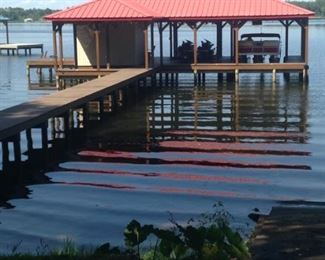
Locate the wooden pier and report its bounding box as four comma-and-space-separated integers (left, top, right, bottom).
0, 43, 43, 56
0, 68, 153, 168
26, 58, 75, 87
192, 62, 308, 83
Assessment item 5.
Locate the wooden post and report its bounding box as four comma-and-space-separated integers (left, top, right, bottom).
217, 22, 223, 60
52, 24, 58, 70
235, 69, 239, 83
230, 23, 234, 60
2, 141, 9, 170
234, 26, 239, 64
304, 23, 309, 64
159, 22, 163, 66
169, 23, 173, 59
150, 23, 155, 67
5, 21, 9, 44
173, 23, 178, 58
95, 30, 101, 70
73, 24, 78, 68
193, 24, 198, 65
272, 69, 276, 83
285, 21, 289, 59
144, 25, 149, 69
63, 112, 70, 139
13, 134, 21, 165
58, 24, 64, 69
99, 98, 104, 115
41, 123, 48, 150
26, 128, 33, 158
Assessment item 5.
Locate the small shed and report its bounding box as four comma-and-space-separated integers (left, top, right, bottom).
0, 16, 9, 44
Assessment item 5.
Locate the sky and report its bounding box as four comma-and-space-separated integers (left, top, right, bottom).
0, 0, 87, 9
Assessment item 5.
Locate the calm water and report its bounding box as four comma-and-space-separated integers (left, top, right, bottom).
0, 22, 325, 252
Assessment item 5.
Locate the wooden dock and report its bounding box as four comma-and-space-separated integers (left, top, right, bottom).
0, 43, 43, 56
192, 62, 308, 81
0, 68, 153, 169
250, 206, 325, 259
0, 68, 152, 141
26, 58, 121, 89
26, 58, 75, 87
26, 58, 75, 69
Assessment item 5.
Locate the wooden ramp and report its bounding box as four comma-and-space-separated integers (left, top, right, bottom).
250, 206, 325, 260
0, 68, 153, 141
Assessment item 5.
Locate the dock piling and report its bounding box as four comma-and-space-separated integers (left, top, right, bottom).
26, 129, 33, 158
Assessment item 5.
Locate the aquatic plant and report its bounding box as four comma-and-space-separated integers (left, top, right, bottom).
123, 203, 250, 260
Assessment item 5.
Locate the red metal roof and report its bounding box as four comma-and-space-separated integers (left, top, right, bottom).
45, 0, 314, 22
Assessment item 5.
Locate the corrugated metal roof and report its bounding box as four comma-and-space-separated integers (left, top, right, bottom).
45, 0, 157, 21
45, 0, 314, 22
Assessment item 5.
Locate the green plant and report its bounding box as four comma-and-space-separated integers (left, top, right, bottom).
124, 203, 250, 260
0, 204, 250, 259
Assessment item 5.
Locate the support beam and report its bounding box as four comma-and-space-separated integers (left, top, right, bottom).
26, 129, 33, 156
95, 30, 100, 70
193, 24, 198, 65
2, 141, 9, 169
158, 22, 169, 66
304, 22, 309, 64
234, 26, 239, 64
158, 22, 164, 66
58, 24, 64, 69
5, 21, 9, 44
173, 23, 178, 58
217, 22, 223, 60
150, 23, 155, 67
230, 24, 234, 60
285, 23, 289, 58
282, 20, 294, 60
169, 23, 173, 59
272, 69, 276, 83
52, 23, 58, 70
144, 25, 149, 69
73, 24, 78, 68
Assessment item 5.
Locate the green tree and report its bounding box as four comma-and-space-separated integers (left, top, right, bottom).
0, 8, 58, 22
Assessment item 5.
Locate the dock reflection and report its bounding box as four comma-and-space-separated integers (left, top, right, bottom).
0, 75, 310, 207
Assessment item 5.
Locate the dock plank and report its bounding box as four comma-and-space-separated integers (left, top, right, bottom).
27, 58, 75, 68
0, 68, 152, 141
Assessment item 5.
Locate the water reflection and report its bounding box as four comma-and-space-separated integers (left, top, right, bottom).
0, 74, 321, 251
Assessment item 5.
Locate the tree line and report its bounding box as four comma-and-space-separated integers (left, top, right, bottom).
0, 7, 57, 22
1, 1, 325, 22
291, 0, 325, 17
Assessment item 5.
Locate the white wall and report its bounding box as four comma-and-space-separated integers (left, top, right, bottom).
76, 24, 107, 67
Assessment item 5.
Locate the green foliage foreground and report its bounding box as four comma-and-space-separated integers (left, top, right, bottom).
0, 204, 250, 260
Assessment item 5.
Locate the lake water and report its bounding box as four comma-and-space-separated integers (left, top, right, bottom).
0, 21, 325, 252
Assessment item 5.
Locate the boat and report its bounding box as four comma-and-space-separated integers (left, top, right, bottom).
238, 33, 281, 63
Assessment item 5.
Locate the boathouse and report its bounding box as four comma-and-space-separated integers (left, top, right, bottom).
44, 0, 314, 82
